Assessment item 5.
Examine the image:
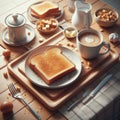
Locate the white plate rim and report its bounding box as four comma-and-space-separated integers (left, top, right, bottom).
25, 45, 82, 89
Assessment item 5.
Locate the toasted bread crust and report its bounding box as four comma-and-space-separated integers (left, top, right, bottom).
29, 47, 76, 85
31, 1, 59, 18
31, 9, 61, 19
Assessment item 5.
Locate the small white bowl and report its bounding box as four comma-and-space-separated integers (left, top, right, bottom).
94, 8, 119, 27
64, 26, 77, 39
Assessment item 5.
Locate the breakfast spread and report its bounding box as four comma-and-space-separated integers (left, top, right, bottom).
1, 0, 120, 116
30, 1, 61, 18
29, 47, 76, 85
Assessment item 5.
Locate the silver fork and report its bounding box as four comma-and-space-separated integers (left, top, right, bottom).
8, 83, 42, 120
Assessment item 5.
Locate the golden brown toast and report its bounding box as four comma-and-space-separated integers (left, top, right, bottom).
31, 9, 61, 19
29, 47, 76, 85
31, 1, 59, 18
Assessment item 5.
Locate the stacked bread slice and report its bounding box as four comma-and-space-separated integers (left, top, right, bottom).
29, 47, 76, 85
31, 1, 61, 18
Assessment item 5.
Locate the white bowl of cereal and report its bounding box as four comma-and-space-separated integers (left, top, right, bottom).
36, 17, 58, 34
94, 8, 119, 27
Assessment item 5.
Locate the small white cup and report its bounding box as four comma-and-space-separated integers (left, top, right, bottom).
77, 28, 110, 59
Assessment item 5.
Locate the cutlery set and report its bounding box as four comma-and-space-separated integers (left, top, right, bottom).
8, 74, 112, 116
67, 74, 112, 111
8, 83, 42, 120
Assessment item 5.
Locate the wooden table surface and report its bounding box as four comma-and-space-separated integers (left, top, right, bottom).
0, 0, 120, 120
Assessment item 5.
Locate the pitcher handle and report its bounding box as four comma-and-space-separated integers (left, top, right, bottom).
84, 3, 92, 29
85, 13, 91, 29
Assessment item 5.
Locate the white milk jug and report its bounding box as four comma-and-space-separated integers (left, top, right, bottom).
68, 0, 85, 12
72, 1, 92, 30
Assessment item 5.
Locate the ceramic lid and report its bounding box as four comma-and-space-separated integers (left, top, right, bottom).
5, 13, 26, 27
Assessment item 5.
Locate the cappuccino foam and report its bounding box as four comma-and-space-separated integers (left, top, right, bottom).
79, 32, 101, 47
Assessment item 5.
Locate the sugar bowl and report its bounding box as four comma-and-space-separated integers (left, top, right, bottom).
5, 13, 26, 43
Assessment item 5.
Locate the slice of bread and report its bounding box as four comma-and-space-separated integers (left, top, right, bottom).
29, 47, 76, 85
31, 9, 61, 19
31, 1, 59, 18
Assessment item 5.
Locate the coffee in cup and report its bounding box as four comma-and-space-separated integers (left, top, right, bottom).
79, 32, 101, 47
77, 29, 110, 59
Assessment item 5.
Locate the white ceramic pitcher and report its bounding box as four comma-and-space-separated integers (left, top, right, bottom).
72, 1, 92, 30
68, 0, 85, 12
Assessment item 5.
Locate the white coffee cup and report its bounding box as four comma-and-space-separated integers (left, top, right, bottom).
77, 28, 110, 59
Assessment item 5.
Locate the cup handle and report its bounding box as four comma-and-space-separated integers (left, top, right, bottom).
99, 41, 110, 55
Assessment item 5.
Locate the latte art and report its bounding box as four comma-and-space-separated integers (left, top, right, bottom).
77, 29, 110, 59
79, 32, 101, 47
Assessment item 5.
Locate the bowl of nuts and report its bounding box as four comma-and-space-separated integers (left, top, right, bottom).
94, 8, 119, 27
36, 17, 59, 34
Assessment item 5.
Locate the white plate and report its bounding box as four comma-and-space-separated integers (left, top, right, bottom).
1, 24, 35, 46
25, 46, 82, 89
27, 1, 64, 24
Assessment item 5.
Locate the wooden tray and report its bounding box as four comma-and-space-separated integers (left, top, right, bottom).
0, 45, 9, 69
8, 32, 119, 110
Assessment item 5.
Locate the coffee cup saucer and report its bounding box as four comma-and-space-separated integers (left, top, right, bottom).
1, 24, 35, 46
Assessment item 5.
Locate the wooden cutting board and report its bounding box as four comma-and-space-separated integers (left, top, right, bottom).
8, 32, 119, 110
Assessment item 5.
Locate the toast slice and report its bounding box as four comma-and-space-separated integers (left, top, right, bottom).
31, 1, 59, 18
31, 9, 61, 19
29, 47, 76, 85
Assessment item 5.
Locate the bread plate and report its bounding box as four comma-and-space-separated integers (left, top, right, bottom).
25, 45, 82, 89
27, 1, 64, 24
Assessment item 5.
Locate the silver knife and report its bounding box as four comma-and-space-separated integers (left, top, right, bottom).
67, 74, 112, 111
67, 91, 89, 111
82, 74, 112, 104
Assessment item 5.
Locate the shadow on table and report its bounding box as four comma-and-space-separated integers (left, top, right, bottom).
2, 111, 15, 120
102, 0, 120, 11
